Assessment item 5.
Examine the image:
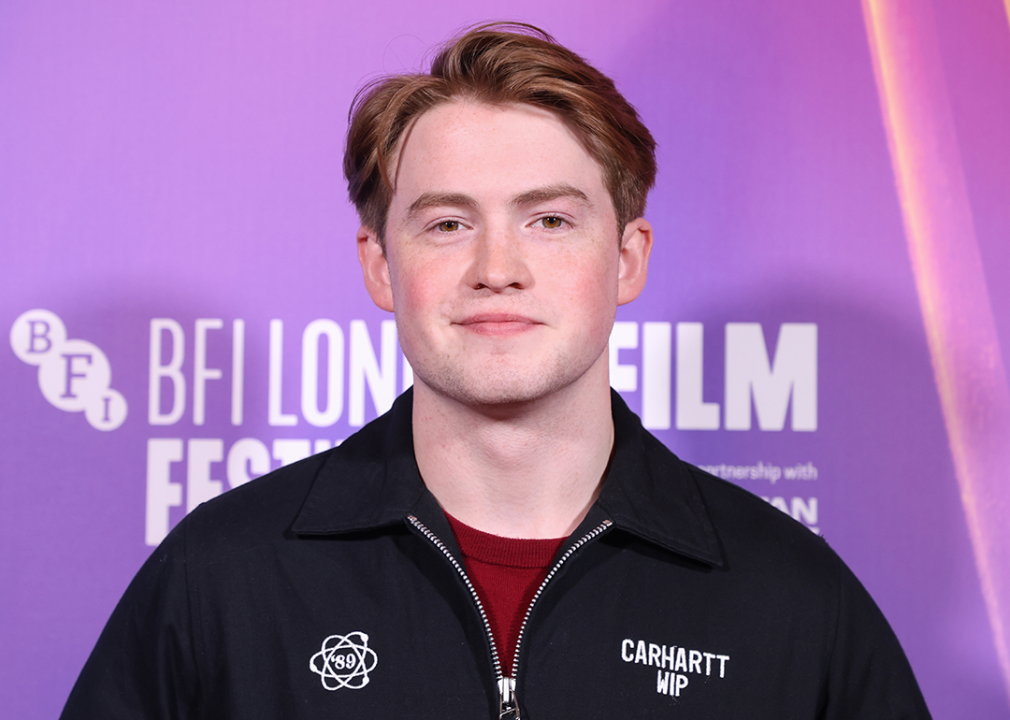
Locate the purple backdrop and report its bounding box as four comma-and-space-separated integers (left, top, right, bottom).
2, 1, 1009, 718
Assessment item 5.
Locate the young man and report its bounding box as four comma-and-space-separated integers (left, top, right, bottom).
62, 24, 930, 719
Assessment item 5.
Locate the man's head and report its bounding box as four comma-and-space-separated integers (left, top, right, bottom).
344, 23, 657, 245
346, 24, 657, 410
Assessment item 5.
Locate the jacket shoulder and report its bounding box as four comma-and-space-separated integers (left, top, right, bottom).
201, 447, 329, 518
683, 461, 837, 574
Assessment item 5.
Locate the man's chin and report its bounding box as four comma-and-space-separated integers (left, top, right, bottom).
408, 348, 610, 413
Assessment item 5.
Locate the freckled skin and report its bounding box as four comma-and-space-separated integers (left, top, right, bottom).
359, 101, 644, 410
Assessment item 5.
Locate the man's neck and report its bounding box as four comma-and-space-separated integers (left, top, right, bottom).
411, 367, 615, 539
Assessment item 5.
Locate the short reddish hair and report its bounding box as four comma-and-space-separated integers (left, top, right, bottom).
344, 23, 657, 245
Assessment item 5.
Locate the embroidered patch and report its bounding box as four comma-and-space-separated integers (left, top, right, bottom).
310, 632, 378, 690
621, 638, 731, 698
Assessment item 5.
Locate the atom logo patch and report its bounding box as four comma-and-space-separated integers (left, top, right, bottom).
309, 632, 378, 690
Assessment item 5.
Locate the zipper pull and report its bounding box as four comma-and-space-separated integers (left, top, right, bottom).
498, 676, 519, 719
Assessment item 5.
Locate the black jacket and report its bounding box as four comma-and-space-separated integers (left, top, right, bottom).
61, 390, 930, 719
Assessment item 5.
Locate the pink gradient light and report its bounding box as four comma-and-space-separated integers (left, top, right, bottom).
862, 0, 1010, 708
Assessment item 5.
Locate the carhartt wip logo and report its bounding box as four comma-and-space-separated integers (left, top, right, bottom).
10, 309, 127, 430
622, 637, 730, 698
310, 632, 378, 690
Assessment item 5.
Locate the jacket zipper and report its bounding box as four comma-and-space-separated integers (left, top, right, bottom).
407, 514, 613, 719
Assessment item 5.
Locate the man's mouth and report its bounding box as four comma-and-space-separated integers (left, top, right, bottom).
456, 313, 540, 337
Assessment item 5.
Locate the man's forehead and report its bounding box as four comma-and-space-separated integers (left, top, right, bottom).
389, 100, 607, 207
407, 99, 574, 140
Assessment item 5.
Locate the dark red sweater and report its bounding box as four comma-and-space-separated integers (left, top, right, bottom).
445, 513, 568, 677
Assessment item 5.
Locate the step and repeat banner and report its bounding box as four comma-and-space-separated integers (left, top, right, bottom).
2, 0, 1009, 717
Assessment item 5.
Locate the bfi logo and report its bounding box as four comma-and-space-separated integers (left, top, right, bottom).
10, 309, 127, 430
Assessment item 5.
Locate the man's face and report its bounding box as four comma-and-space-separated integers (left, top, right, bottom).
359, 100, 651, 409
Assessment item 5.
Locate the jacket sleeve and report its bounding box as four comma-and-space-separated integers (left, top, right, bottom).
820, 558, 932, 719
60, 520, 203, 720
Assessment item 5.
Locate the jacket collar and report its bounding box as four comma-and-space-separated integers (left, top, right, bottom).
291, 388, 723, 568
595, 391, 723, 566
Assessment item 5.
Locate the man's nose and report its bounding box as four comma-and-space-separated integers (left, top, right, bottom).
468, 226, 532, 292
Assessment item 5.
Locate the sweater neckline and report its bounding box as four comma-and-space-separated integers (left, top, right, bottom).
444, 512, 568, 569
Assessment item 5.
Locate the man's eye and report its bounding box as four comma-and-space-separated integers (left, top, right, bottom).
436, 220, 460, 232
538, 216, 565, 229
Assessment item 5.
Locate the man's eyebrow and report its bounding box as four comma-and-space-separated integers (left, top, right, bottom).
511, 184, 590, 208
405, 192, 480, 219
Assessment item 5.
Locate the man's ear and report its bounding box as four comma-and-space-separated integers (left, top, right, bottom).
357, 226, 395, 312
617, 218, 653, 305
